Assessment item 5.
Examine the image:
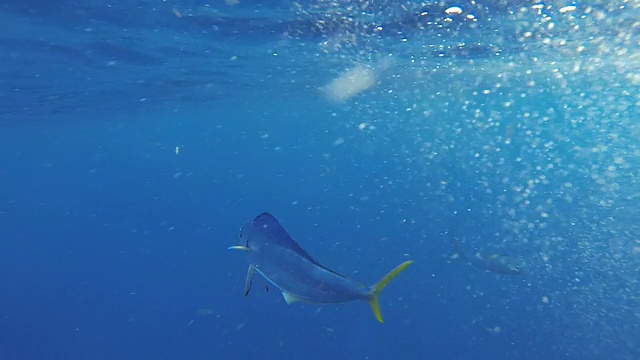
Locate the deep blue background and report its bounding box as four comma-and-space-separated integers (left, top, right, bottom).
1, 1, 639, 359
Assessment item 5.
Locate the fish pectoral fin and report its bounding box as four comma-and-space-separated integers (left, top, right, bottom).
244, 265, 255, 296
281, 291, 302, 305
368, 260, 414, 324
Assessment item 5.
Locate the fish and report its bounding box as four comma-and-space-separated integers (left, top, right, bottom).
451, 236, 525, 275
228, 212, 413, 323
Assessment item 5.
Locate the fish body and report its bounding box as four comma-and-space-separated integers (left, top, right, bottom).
451, 237, 524, 275
229, 212, 412, 323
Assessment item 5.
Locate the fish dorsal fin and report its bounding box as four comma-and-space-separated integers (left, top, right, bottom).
251, 213, 322, 266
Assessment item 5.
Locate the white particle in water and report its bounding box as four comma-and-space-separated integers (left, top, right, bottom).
559, 5, 577, 13
445, 6, 463, 15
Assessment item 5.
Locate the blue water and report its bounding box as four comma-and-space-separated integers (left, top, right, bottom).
1, 1, 639, 359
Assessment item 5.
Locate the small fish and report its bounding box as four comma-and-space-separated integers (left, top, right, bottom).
451, 236, 525, 275
228, 212, 413, 323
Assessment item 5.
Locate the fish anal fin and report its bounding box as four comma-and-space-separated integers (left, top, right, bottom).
244, 265, 255, 296
368, 260, 414, 323
282, 291, 302, 305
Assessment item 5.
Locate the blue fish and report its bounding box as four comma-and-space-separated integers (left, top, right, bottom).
228, 212, 413, 323
451, 236, 525, 275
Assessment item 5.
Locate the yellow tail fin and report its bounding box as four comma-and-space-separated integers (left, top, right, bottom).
368, 260, 414, 323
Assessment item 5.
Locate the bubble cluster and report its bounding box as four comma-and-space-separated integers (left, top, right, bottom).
292, 0, 639, 357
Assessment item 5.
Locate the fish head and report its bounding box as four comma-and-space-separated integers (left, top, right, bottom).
227, 220, 255, 252
230, 212, 303, 257
228, 214, 272, 252
234, 212, 284, 252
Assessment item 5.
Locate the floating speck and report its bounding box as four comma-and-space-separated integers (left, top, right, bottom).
445, 6, 463, 15
559, 5, 577, 13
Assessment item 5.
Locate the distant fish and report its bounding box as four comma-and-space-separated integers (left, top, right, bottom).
228, 212, 413, 323
451, 236, 525, 275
